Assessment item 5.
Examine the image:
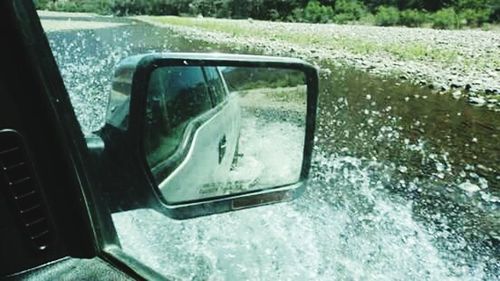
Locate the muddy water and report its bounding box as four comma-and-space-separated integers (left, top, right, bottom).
43, 17, 499, 279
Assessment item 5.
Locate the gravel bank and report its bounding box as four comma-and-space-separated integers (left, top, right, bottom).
137, 16, 500, 110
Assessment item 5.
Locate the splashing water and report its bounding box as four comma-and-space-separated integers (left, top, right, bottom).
44, 17, 499, 280
112, 151, 494, 280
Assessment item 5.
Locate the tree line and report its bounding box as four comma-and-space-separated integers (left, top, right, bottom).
36, 0, 500, 28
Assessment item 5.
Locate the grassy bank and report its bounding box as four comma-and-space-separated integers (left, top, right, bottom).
137, 15, 500, 107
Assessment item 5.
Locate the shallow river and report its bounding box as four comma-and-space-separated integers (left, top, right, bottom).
42, 14, 499, 280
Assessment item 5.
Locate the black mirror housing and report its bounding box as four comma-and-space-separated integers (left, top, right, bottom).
99, 53, 319, 219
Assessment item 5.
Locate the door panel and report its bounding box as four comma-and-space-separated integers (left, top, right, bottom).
159, 95, 241, 203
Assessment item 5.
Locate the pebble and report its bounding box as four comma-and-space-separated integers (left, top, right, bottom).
458, 181, 481, 193
468, 96, 486, 106
320, 68, 332, 76
452, 90, 462, 99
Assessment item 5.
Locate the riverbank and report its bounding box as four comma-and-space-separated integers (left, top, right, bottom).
136, 16, 500, 110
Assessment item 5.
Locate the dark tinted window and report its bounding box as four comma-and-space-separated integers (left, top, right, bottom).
204, 67, 227, 105
144, 66, 211, 167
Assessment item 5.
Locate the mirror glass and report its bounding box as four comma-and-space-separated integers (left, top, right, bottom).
143, 65, 307, 204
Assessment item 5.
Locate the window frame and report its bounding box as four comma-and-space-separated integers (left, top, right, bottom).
2, 1, 153, 279
202, 66, 228, 106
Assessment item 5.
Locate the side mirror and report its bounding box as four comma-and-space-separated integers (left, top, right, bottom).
102, 53, 318, 219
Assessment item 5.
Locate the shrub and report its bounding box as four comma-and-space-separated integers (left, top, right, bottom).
46, 1, 81, 13
189, 0, 216, 17
184, 0, 231, 18
359, 12, 376, 25
302, 1, 334, 23
459, 8, 491, 26
432, 8, 461, 29
109, 0, 145, 16
481, 23, 492, 30
375, 6, 400, 26
34, 0, 50, 9
333, 0, 366, 23
399, 9, 427, 27
268, 9, 281, 21
81, 0, 113, 14
492, 3, 500, 22
333, 13, 355, 24
286, 8, 304, 22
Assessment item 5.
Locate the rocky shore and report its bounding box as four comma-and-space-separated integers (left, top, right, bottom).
137, 16, 500, 110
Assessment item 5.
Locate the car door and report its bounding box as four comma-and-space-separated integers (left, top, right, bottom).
144, 66, 242, 203
0, 0, 132, 279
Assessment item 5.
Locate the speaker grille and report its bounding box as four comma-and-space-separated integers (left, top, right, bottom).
0, 129, 50, 251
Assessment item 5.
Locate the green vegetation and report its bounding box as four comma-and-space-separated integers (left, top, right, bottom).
35, 0, 113, 13
399, 9, 428, 27
300, 1, 335, 24
334, 0, 367, 23
37, 0, 499, 29
432, 8, 461, 29
223, 68, 306, 92
374, 6, 400, 26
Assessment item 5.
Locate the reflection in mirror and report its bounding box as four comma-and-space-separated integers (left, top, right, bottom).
143, 66, 307, 204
